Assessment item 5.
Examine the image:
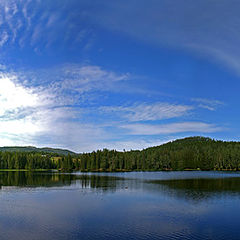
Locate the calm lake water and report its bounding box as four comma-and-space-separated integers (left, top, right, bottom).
1, 171, 240, 240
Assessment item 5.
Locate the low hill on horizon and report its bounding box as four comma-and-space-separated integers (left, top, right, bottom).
0, 146, 76, 156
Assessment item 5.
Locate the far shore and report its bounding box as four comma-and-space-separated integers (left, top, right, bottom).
0, 169, 240, 173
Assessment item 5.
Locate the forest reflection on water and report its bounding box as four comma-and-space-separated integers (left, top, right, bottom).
147, 177, 240, 202
0, 171, 127, 191
1, 171, 240, 201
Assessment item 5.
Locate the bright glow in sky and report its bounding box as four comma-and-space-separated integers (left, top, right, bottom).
0, 0, 238, 152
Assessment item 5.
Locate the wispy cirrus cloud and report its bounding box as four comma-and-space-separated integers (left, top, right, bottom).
0, 0, 93, 50
120, 122, 223, 136
0, 31, 8, 46
21, 64, 130, 107
100, 103, 193, 122
58, 65, 129, 94
191, 98, 224, 111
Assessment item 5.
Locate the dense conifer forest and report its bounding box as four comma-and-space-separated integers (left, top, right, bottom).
1, 137, 240, 171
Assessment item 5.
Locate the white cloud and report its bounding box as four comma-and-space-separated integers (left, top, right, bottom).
191, 98, 224, 111
0, 65, 130, 151
21, 64, 130, 107
0, 31, 8, 46
0, 73, 46, 138
59, 65, 129, 93
0, 74, 38, 114
0, 0, 94, 50
121, 122, 222, 135
101, 103, 192, 121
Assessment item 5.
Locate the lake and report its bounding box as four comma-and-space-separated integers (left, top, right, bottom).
0, 171, 240, 240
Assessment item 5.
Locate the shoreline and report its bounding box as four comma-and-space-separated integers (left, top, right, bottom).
0, 169, 240, 173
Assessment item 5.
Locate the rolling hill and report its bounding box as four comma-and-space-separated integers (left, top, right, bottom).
0, 146, 76, 156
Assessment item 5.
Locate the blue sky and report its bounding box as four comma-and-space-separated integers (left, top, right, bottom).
0, 0, 239, 152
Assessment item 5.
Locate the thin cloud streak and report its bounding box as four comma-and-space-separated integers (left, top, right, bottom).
100, 103, 193, 122
121, 122, 223, 135
191, 98, 224, 111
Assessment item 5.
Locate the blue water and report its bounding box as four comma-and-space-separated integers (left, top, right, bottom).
0, 171, 240, 239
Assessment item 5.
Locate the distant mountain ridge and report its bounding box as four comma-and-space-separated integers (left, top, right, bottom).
0, 146, 76, 156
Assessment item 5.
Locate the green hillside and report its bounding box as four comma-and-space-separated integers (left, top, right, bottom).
78, 136, 240, 171
0, 146, 76, 156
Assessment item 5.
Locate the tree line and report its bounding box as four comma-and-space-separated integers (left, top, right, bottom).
1, 137, 240, 171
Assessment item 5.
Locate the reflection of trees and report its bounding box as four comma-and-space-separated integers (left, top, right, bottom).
4, 171, 240, 201
78, 175, 124, 192
0, 172, 128, 192
148, 177, 240, 202
0, 171, 75, 187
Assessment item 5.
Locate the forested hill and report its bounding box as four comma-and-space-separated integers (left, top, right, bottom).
78, 136, 240, 171
0, 146, 76, 156
1, 136, 240, 171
